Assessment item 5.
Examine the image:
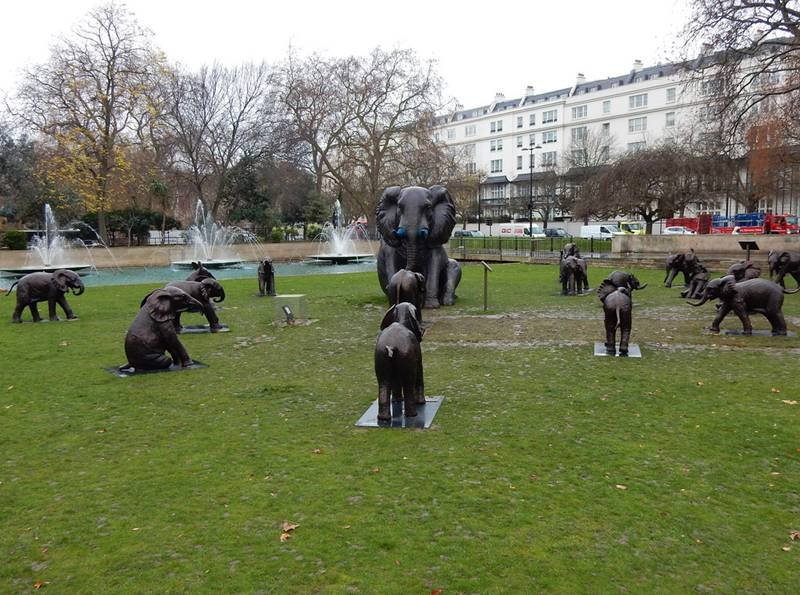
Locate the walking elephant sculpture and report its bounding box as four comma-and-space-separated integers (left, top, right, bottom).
386, 269, 425, 321
597, 282, 633, 356
768, 250, 800, 288
687, 275, 799, 335
163, 279, 226, 332
376, 185, 461, 308
665, 250, 702, 287
375, 302, 424, 421
560, 255, 589, 295
8, 269, 85, 323
186, 262, 216, 282
258, 258, 276, 296
124, 286, 203, 370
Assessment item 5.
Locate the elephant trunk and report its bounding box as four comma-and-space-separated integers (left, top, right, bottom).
406, 239, 419, 272
687, 292, 709, 307
664, 267, 677, 287
72, 282, 85, 296
636, 283, 648, 290
212, 287, 225, 303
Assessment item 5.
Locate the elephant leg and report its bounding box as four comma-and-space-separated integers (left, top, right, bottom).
664, 268, 677, 288
561, 273, 568, 295
441, 260, 460, 306
709, 303, 731, 333
682, 270, 691, 287
164, 333, 192, 367
415, 357, 425, 405
204, 303, 221, 331
604, 314, 616, 354
12, 300, 24, 323
403, 378, 418, 418
29, 302, 42, 322
268, 275, 276, 296
619, 312, 632, 355
377, 383, 391, 421
136, 352, 173, 370
731, 303, 752, 335
57, 295, 76, 320
258, 278, 265, 296
423, 262, 443, 309
174, 312, 183, 333
569, 273, 576, 296
48, 298, 59, 321
766, 309, 787, 335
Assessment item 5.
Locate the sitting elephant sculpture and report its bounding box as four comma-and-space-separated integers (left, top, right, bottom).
163, 279, 226, 332
769, 250, 800, 288
680, 264, 710, 300
258, 258, 276, 296
8, 269, 85, 323
186, 261, 216, 282
726, 260, 761, 282
375, 302, 424, 421
597, 282, 632, 356
124, 286, 203, 370
386, 269, 425, 321
601, 270, 648, 293
687, 275, 799, 335
560, 255, 589, 295
376, 185, 461, 308
665, 249, 702, 287
560, 242, 581, 260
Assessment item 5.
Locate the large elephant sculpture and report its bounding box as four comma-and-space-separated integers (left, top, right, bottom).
163, 279, 226, 332
386, 269, 425, 321
186, 261, 216, 282
769, 250, 800, 288
375, 302, 424, 421
124, 286, 203, 370
598, 286, 632, 356
664, 249, 701, 287
376, 185, 461, 308
726, 260, 761, 282
560, 255, 589, 295
687, 275, 799, 335
8, 269, 85, 323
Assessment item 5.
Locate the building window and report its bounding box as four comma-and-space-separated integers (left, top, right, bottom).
490, 185, 504, 199
666, 87, 676, 103
516, 135, 523, 148
516, 155, 523, 170
541, 151, 557, 167
601, 122, 610, 136
628, 141, 646, 152
628, 116, 647, 133
600, 145, 609, 161
572, 148, 587, 164
490, 139, 503, 151
629, 93, 648, 109
529, 114, 536, 126
516, 116, 523, 128
602, 100, 611, 114
542, 109, 557, 123
465, 124, 476, 137
542, 131, 557, 144
571, 126, 587, 143
529, 154, 535, 167
529, 133, 535, 145
571, 105, 587, 119
490, 159, 503, 173
446, 128, 456, 140
464, 143, 476, 158
467, 162, 477, 174
665, 112, 675, 127
490, 120, 503, 133
434, 132, 440, 141
701, 78, 720, 96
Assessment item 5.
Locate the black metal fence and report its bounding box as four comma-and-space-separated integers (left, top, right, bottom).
447, 236, 613, 259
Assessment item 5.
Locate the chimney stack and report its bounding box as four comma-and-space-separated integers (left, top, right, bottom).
632, 59, 643, 71
576, 73, 586, 85
525, 85, 534, 96
494, 92, 505, 102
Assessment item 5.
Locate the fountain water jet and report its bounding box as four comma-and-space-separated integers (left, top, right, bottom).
308, 199, 374, 264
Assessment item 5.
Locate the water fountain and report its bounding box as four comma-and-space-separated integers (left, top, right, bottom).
171, 200, 252, 269
0, 204, 93, 276
308, 199, 374, 264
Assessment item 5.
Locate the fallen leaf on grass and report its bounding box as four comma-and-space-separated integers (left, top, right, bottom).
781, 400, 797, 405
615, 484, 627, 490
34, 581, 45, 590
342, 525, 351, 529
279, 532, 292, 543
771, 387, 781, 393
696, 381, 705, 387
371, 467, 380, 473
781, 545, 791, 551
431, 590, 443, 595
281, 522, 299, 532
96, 428, 107, 434
58, 341, 69, 347
132, 527, 140, 531
312, 448, 324, 454
6, 385, 13, 391
790, 530, 800, 541
40, 547, 48, 554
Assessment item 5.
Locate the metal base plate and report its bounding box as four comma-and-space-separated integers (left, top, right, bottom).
355, 396, 444, 429
594, 342, 642, 358
107, 360, 208, 377
720, 329, 797, 336
179, 324, 230, 334
553, 289, 593, 297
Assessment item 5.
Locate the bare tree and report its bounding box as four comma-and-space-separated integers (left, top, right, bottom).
11, 3, 165, 240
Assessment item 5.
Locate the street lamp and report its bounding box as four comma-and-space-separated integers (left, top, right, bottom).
522, 141, 542, 238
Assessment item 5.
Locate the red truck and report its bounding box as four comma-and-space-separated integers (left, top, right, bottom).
666, 213, 799, 234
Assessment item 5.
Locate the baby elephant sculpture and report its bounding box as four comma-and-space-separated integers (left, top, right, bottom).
386, 269, 425, 321
560, 255, 589, 295
768, 250, 800, 288
374, 302, 424, 421
376, 185, 461, 308
560, 242, 581, 260
124, 286, 203, 370
258, 258, 276, 296
665, 249, 701, 287
186, 261, 216, 282
598, 281, 633, 356
726, 260, 761, 282
163, 279, 226, 332
688, 275, 799, 335
8, 269, 85, 323
602, 270, 648, 292
680, 264, 710, 300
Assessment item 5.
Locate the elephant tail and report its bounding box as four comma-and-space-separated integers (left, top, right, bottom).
385, 346, 395, 358
5, 281, 18, 295
616, 305, 621, 329
782, 286, 800, 294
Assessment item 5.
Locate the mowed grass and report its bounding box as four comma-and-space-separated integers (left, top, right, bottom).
1, 262, 799, 593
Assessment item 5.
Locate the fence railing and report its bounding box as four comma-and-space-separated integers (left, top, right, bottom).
447, 236, 613, 259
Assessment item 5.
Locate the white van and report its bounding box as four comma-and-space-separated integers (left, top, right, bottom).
580, 224, 620, 239
496, 223, 545, 238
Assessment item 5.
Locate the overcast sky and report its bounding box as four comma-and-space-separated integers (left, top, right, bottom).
0, 0, 692, 110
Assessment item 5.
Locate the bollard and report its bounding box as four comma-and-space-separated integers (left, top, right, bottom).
481, 260, 493, 311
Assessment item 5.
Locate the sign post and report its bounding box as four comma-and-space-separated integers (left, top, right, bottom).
738, 240, 759, 262
481, 260, 493, 312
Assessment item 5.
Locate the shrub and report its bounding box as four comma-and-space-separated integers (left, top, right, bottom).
306, 223, 323, 240
270, 228, 283, 243
2, 230, 27, 250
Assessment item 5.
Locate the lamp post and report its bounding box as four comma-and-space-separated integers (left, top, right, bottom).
522, 141, 542, 237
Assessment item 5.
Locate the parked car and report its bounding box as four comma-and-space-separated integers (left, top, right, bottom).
662, 226, 696, 235
452, 230, 484, 238
580, 224, 620, 239
544, 228, 571, 238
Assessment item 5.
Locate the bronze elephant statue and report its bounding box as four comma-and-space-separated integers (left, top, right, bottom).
726, 260, 761, 282
258, 258, 276, 296
375, 302, 424, 421
163, 279, 226, 332
7, 269, 84, 323
598, 284, 633, 356
560, 255, 589, 295
768, 250, 800, 288
186, 261, 216, 282
386, 269, 425, 321
376, 185, 461, 309
665, 249, 702, 287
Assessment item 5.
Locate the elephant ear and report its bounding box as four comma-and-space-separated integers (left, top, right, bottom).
414, 272, 426, 294
146, 290, 175, 323
375, 186, 402, 247
597, 279, 616, 302
379, 305, 397, 330
720, 275, 738, 300
405, 308, 423, 342
140, 289, 157, 308
198, 283, 210, 302
427, 185, 456, 245
51, 271, 68, 293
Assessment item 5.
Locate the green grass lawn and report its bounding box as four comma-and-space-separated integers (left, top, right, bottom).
1, 263, 798, 592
